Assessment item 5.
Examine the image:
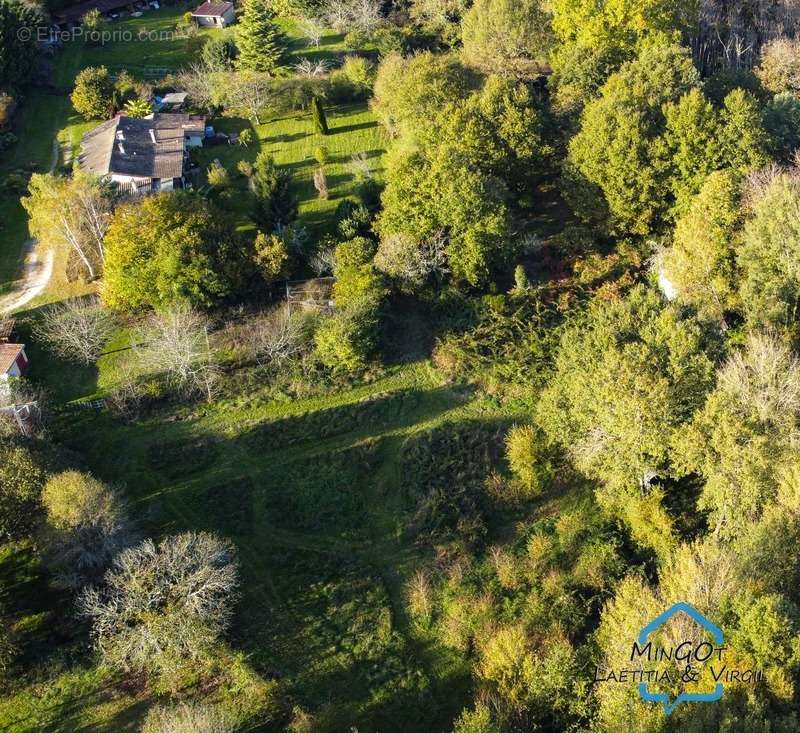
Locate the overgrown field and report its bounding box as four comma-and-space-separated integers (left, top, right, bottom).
0, 347, 553, 730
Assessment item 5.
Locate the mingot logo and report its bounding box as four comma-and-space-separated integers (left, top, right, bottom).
636, 602, 724, 714
593, 601, 766, 715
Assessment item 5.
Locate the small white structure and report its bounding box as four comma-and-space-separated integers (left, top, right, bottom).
0, 343, 28, 403
191, 1, 235, 26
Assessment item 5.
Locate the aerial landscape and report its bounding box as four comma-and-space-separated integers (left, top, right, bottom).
3, 0, 800, 731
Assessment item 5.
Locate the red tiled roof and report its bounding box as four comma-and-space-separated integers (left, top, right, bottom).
0, 344, 24, 374
192, 1, 233, 16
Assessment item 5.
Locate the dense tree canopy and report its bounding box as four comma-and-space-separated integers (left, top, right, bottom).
460, 0, 552, 78
0, 0, 44, 92
103, 192, 246, 311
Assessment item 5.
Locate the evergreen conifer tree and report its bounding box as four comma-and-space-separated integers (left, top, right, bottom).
235, 0, 287, 75
311, 96, 329, 135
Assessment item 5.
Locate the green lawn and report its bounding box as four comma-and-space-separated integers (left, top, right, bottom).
197, 103, 385, 240
1, 7, 383, 297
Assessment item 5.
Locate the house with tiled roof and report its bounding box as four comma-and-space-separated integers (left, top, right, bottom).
0, 343, 28, 403
79, 113, 205, 196
191, 1, 235, 26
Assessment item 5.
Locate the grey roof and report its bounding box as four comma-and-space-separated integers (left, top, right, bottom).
79, 113, 205, 180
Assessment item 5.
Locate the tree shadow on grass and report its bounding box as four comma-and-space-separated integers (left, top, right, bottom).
330, 120, 378, 136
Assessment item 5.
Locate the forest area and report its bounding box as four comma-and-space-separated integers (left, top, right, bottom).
3, 0, 800, 731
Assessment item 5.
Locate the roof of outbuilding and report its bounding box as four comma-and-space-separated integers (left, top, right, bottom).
192, 1, 233, 16
79, 113, 205, 180
0, 344, 24, 374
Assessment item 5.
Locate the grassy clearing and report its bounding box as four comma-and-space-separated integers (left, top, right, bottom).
197, 103, 385, 240
43, 357, 501, 730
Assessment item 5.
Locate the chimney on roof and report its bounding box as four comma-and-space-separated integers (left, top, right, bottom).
118, 143, 126, 155
149, 129, 157, 143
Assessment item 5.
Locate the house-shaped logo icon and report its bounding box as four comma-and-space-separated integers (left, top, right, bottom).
637, 601, 725, 714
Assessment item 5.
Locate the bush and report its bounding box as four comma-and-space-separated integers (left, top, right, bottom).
253, 231, 289, 282
314, 297, 380, 373
0, 438, 49, 541
504, 424, 551, 498
41, 470, 135, 589
71, 66, 116, 120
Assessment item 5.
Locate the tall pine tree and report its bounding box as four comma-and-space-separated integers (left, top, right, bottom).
235, 0, 287, 75
311, 96, 329, 135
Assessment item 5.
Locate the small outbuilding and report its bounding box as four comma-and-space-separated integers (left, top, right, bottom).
0, 343, 28, 402
191, 1, 235, 26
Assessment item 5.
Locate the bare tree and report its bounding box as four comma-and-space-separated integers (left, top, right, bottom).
374, 230, 449, 288
254, 304, 306, 364
324, 0, 382, 32
718, 332, 800, 427
309, 246, 336, 276
293, 57, 331, 78
299, 17, 325, 48
33, 297, 116, 365
80, 532, 239, 683
223, 71, 273, 124
135, 306, 220, 402
175, 62, 221, 111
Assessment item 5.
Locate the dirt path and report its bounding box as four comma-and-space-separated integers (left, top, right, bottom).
0, 137, 59, 315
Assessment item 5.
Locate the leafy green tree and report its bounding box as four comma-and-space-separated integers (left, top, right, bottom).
332, 236, 385, 307
372, 51, 478, 139
460, 0, 552, 78
249, 151, 297, 230
763, 92, 800, 163
41, 471, 135, 589
202, 35, 238, 70
565, 44, 700, 234
235, 0, 287, 75
310, 95, 328, 134
738, 173, 800, 330
718, 88, 770, 175
253, 231, 289, 282
536, 286, 715, 555
660, 88, 723, 214
71, 66, 116, 120
658, 170, 742, 321
378, 76, 549, 286
0, 0, 44, 92
22, 171, 112, 281
103, 192, 243, 311
0, 438, 48, 541
550, 0, 697, 65
675, 333, 800, 539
